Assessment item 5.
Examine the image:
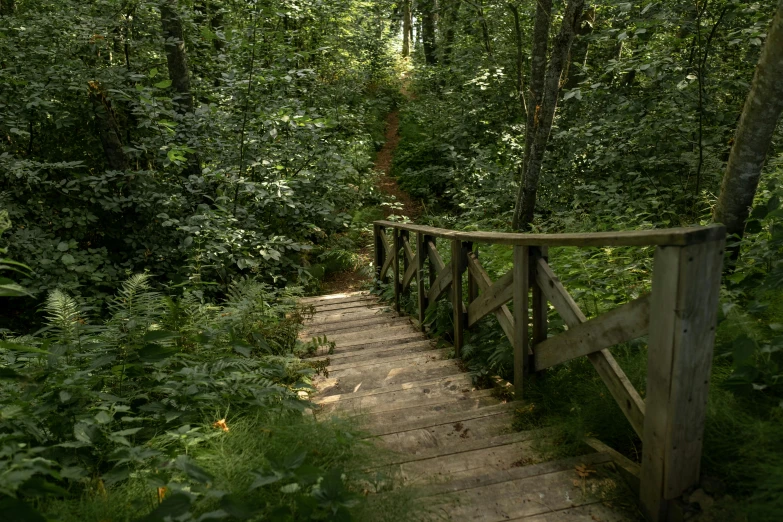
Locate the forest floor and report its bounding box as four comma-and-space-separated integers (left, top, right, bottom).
320, 76, 419, 294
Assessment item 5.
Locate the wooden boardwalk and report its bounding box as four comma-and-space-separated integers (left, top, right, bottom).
302, 291, 638, 521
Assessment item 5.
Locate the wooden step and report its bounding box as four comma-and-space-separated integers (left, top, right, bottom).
306, 307, 388, 325
425, 455, 628, 521
315, 374, 475, 415
301, 316, 412, 337
300, 292, 370, 305
310, 299, 380, 313
317, 358, 463, 397
360, 389, 498, 426
377, 410, 515, 454
327, 348, 448, 372
312, 339, 436, 365
317, 323, 420, 344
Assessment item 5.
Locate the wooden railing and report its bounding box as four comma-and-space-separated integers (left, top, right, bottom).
373, 220, 726, 522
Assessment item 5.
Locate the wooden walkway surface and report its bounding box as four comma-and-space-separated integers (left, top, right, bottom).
302, 291, 638, 521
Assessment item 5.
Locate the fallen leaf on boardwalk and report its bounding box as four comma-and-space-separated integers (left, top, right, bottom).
575, 464, 596, 478
213, 418, 229, 432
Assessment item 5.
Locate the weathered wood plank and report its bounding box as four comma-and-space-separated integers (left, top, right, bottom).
393, 228, 401, 312
640, 239, 725, 521
531, 247, 548, 347
427, 261, 453, 305
402, 251, 418, 290
467, 252, 515, 345
513, 246, 530, 398
426, 239, 446, 273
453, 225, 725, 247
466, 262, 513, 328
417, 233, 427, 329
402, 234, 415, 265
534, 294, 650, 370
451, 239, 467, 356
535, 257, 646, 438
379, 247, 394, 281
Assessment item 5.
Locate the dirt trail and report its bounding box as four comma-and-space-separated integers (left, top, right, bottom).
320, 77, 420, 293
374, 78, 421, 219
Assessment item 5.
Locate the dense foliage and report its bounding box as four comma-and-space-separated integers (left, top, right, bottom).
385, 0, 783, 519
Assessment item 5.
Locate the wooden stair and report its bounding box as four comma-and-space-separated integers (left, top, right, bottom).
301, 291, 638, 521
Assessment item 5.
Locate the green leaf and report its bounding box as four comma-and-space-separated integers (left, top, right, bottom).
176, 455, 214, 484
143, 330, 180, 343
57, 241, 69, 251
61, 253, 75, 265
149, 68, 158, 78
0, 340, 48, 354
0, 367, 22, 379
138, 343, 180, 362
140, 493, 192, 522
154, 79, 172, 89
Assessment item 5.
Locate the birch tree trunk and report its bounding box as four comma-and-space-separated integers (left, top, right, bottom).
512, 0, 586, 230
713, 0, 783, 253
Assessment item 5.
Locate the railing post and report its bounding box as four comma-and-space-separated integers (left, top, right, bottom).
640, 237, 725, 521
401, 230, 410, 300
393, 227, 401, 313
468, 244, 478, 307
531, 246, 548, 370
451, 238, 468, 357
373, 224, 384, 287
416, 232, 427, 330
512, 246, 530, 398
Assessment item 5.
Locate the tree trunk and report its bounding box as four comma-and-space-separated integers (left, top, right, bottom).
420, 0, 438, 65
511, 0, 551, 229
475, 1, 492, 58
508, 3, 524, 116
564, 7, 595, 89
88, 82, 130, 171
160, 0, 201, 176
160, 0, 194, 113
512, 0, 586, 230
442, 0, 461, 65
402, 0, 412, 57
713, 0, 783, 253
0, 0, 16, 16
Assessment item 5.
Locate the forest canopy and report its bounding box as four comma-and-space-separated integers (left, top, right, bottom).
1, 0, 783, 520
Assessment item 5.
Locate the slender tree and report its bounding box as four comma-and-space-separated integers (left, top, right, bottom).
512, 0, 586, 230
160, 0, 194, 113
713, 0, 783, 254
420, 0, 438, 64
402, 0, 412, 57
88, 82, 130, 171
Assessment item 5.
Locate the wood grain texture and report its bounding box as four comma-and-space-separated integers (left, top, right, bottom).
416, 232, 427, 329
466, 265, 513, 327
513, 246, 530, 398
467, 252, 515, 344
534, 294, 650, 370
640, 239, 725, 521
535, 256, 646, 438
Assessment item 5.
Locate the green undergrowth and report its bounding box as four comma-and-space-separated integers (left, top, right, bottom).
0, 271, 423, 521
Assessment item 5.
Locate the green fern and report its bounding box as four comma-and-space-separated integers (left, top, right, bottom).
44, 289, 82, 347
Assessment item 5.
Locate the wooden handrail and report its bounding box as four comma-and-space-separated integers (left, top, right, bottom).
374, 220, 725, 247
373, 220, 726, 522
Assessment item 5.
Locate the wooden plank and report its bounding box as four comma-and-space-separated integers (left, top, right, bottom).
426, 239, 446, 273
466, 262, 513, 328
451, 224, 726, 247
417, 233, 427, 330
427, 261, 453, 305
468, 245, 479, 310
373, 220, 726, 247
379, 227, 391, 256
535, 256, 646, 439
531, 247, 548, 348
467, 252, 515, 346
393, 228, 401, 312
379, 246, 394, 281
373, 220, 456, 239
534, 257, 587, 325
451, 239, 467, 356
402, 234, 415, 265
513, 246, 529, 398
534, 294, 650, 370
374, 224, 383, 285
585, 437, 641, 494
640, 239, 725, 521
402, 251, 418, 290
